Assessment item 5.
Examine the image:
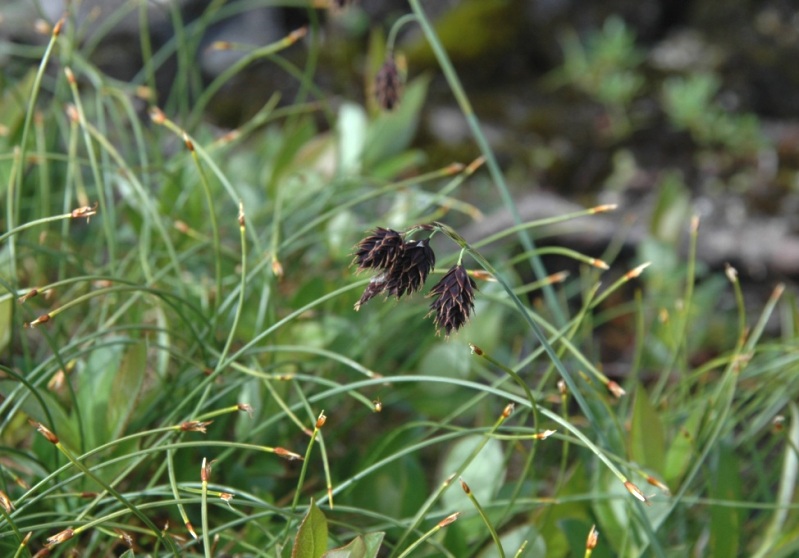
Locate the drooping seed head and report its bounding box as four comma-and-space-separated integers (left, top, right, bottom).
427, 264, 477, 336
353, 227, 404, 272
375, 55, 403, 111
385, 238, 436, 298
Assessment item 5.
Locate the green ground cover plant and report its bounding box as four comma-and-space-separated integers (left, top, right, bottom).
1, 1, 798, 556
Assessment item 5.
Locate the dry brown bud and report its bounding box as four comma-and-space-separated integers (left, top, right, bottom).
238, 403, 254, 417
646, 475, 669, 493
71, 202, 98, 219
469, 344, 483, 356
79, 491, 98, 498
590, 204, 618, 214
315, 411, 327, 429
180, 420, 212, 433
725, 263, 738, 283
625, 262, 651, 280
149, 107, 166, 125
46, 528, 74, 546
53, 17, 64, 36
272, 257, 284, 279
437, 512, 460, 527
238, 202, 245, 228
288, 27, 308, 43
29, 420, 58, 444
606, 380, 626, 398
624, 481, 648, 503
220, 492, 233, 503
200, 458, 211, 482
274, 447, 303, 461
459, 478, 471, 494
64, 67, 75, 85
0, 490, 14, 512
586, 524, 599, 550
18, 288, 39, 303
183, 132, 194, 152
534, 429, 557, 440
185, 521, 197, 539
502, 403, 514, 419
372, 398, 383, 413
558, 380, 567, 396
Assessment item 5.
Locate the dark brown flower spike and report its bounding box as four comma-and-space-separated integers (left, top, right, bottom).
386, 238, 436, 298
427, 264, 477, 336
353, 227, 404, 272
375, 54, 402, 111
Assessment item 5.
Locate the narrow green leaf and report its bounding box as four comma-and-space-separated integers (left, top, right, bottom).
292, 498, 328, 558
107, 342, 146, 439
709, 443, 741, 557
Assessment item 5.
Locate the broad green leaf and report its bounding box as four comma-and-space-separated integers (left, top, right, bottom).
292, 499, 328, 558
629, 384, 665, 474
664, 403, 703, 485
78, 343, 124, 450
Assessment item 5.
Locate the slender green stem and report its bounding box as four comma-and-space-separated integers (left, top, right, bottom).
408, 0, 564, 325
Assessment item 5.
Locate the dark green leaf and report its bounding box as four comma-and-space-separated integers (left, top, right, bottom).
292, 499, 328, 558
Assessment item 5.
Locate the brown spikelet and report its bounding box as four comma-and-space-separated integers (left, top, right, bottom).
375, 54, 402, 111
385, 238, 436, 298
353, 228, 404, 272
427, 264, 477, 336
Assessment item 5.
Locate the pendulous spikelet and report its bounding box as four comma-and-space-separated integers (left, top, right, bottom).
427, 264, 477, 336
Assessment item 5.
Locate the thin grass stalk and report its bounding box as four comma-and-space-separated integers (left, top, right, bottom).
40, 430, 180, 555
460, 478, 505, 558
473, 204, 617, 250
392, 406, 512, 556
0, 210, 84, 244
138, 0, 157, 101
282, 410, 325, 543
78, 115, 185, 293
396, 513, 460, 558
168, 449, 197, 540
10, 18, 62, 244
185, 133, 223, 314
507, 247, 608, 271
65, 67, 118, 270
433, 222, 609, 437
213, 203, 248, 372
11, 532, 31, 558
654, 216, 700, 399
281, 162, 466, 249
407, 0, 565, 325
201, 458, 211, 558
751, 402, 799, 558
188, 27, 308, 127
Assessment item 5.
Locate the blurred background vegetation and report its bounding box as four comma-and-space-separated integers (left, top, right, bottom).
1, 0, 798, 556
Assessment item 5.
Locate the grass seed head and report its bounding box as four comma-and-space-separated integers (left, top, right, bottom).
427, 264, 477, 336
375, 54, 403, 111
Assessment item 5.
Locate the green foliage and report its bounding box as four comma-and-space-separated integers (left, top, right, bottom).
0, 2, 796, 558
